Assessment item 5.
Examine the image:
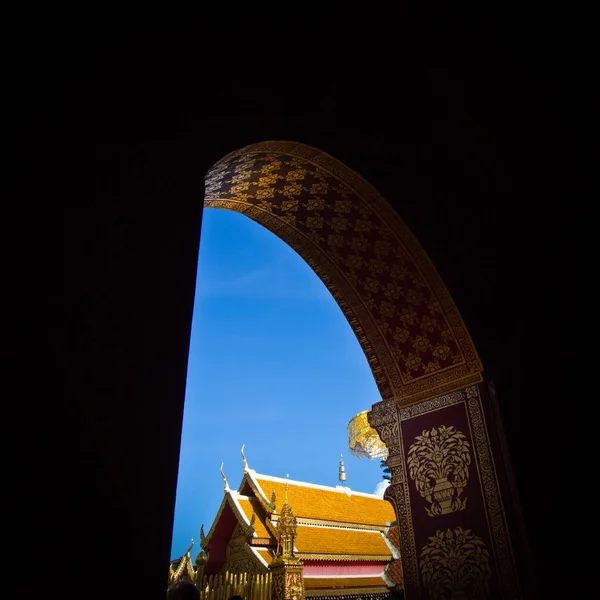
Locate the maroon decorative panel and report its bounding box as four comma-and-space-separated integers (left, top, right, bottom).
373, 385, 521, 600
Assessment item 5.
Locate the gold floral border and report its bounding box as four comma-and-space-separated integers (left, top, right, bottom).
204, 141, 483, 405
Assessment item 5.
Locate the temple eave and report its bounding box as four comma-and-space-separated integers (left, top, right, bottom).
297, 554, 392, 561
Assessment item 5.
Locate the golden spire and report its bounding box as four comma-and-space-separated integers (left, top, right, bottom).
273, 473, 299, 564
220, 462, 230, 492
338, 454, 347, 485
241, 444, 248, 473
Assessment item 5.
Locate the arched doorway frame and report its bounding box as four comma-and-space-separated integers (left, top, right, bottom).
203, 140, 520, 599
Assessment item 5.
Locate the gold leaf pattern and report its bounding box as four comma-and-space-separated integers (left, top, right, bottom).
420, 527, 491, 600
204, 141, 483, 405
407, 425, 471, 517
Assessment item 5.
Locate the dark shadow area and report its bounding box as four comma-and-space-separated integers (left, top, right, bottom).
15, 11, 581, 600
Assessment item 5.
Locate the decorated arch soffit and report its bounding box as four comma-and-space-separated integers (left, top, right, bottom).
204, 141, 482, 406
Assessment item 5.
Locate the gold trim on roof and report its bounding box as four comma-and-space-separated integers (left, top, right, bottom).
202, 492, 255, 550
295, 554, 391, 561
274, 518, 388, 532
305, 587, 390, 598
240, 471, 277, 513
201, 495, 228, 550
304, 577, 386, 588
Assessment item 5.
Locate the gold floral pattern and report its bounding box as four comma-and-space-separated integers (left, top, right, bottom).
420, 527, 491, 600
204, 141, 483, 405
407, 426, 471, 517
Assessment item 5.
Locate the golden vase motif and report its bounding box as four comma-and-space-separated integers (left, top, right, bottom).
432, 477, 455, 514
407, 425, 471, 517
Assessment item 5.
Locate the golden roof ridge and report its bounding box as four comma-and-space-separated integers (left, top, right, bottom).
201, 489, 254, 550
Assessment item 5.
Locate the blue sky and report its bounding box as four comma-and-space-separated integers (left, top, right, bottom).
170, 209, 385, 560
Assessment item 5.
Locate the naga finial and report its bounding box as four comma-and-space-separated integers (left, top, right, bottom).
200, 524, 205, 542
241, 444, 248, 473
186, 538, 194, 555
220, 462, 230, 492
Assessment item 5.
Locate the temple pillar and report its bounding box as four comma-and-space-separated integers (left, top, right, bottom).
269, 562, 305, 600
269, 486, 305, 600
194, 550, 208, 588
370, 383, 525, 600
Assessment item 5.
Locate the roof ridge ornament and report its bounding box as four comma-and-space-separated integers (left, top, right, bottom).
220, 462, 230, 492
186, 538, 194, 555
241, 444, 249, 473
339, 454, 347, 486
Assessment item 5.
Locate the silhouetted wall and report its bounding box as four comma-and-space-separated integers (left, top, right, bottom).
18, 14, 576, 599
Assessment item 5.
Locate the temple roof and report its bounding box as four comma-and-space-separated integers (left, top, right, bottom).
246, 471, 395, 527
198, 461, 402, 589
237, 496, 272, 539
295, 526, 391, 558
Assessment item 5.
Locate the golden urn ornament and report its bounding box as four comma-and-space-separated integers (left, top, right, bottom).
407, 425, 471, 517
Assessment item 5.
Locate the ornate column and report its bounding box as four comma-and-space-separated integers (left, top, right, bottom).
269, 483, 305, 600
369, 384, 522, 600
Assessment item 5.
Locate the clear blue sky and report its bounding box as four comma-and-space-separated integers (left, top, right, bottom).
170, 209, 385, 560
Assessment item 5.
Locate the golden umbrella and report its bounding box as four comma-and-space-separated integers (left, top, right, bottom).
347, 410, 388, 460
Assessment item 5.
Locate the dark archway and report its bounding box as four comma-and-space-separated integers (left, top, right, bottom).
202, 142, 518, 599
43, 17, 573, 599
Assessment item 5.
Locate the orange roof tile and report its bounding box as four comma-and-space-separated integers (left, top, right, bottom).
236, 496, 272, 540
254, 476, 395, 526
254, 548, 273, 565
304, 576, 387, 589
296, 526, 391, 557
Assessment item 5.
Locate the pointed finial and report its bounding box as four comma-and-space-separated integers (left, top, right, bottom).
241, 444, 248, 473
220, 462, 230, 492
285, 473, 289, 502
